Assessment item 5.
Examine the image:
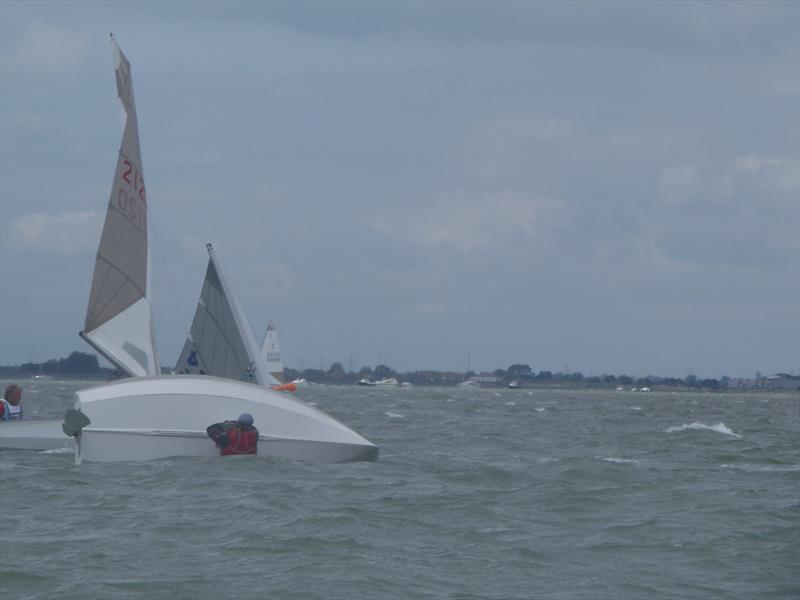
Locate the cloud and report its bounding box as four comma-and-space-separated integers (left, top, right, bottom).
151, 145, 227, 168
12, 210, 102, 254
658, 155, 799, 211
0, 108, 48, 133
650, 155, 799, 268
657, 166, 702, 206
416, 301, 446, 317
735, 154, 800, 193
3, 21, 89, 73
250, 261, 297, 295
372, 190, 567, 253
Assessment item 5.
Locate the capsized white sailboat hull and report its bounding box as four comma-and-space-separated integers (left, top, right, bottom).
0, 419, 74, 452
75, 375, 378, 463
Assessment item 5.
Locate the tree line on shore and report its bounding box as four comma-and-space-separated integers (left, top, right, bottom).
285, 362, 728, 389
0, 352, 771, 390
0, 352, 113, 377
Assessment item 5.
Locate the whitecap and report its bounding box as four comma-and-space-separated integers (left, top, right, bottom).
39, 447, 73, 455
534, 407, 546, 412
385, 412, 405, 419
664, 422, 741, 437
721, 463, 799, 473
630, 406, 642, 411
595, 456, 640, 464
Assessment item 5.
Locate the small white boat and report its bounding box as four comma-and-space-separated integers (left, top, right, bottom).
0, 418, 74, 452
374, 378, 399, 386
291, 378, 309, 387
508, 380, 521, 389
357, 379, 376, 387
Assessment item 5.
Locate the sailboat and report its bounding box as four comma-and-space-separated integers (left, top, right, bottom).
261, 321, 297, 391
174, 247, 296, 392
260, 321, 285, 383
0, 37, 378, 463
174, 245, 280, 387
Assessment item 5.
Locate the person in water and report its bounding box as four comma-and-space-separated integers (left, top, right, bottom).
206, 413, 258, 455
0, 384, 23, 421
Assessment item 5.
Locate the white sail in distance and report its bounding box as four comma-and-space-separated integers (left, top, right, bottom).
175, 244, 280, 386
260, 321, 285, 383
81, 35, 159, 377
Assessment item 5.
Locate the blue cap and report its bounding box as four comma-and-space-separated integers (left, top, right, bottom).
237, 413, 254, 427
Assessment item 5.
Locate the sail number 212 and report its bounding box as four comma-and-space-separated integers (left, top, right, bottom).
116, 157, 146, 232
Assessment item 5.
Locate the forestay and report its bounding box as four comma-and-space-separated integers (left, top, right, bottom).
81, 35, 159, 377
175, 244, 279, 386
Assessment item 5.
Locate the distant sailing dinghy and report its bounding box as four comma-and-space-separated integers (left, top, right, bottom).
261, 321, 284, 382
2, 36, 378, 463
263, 324, 298, 391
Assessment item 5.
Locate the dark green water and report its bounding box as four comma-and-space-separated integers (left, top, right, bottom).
1, 380, 798, 599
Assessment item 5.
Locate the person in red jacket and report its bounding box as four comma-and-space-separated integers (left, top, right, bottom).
206, 413, 258, 455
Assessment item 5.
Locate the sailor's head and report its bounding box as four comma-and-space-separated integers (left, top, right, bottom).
4, 385, 21, 405
237, 413, 254, 427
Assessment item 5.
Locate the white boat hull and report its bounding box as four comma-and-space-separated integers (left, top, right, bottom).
0, 419, 75, 452
75, 375, 378, 463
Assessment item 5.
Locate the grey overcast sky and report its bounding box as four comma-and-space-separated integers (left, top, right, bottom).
1, 1, 798, 378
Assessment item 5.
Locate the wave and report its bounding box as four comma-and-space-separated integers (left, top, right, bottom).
664, 422, 741, 437
385, 412, 405, 419
38, 447, 73, 455
594, 456, 640, 464
721, 463, 799, 473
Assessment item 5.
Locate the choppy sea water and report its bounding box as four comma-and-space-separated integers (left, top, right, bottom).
1, 379, 798, 600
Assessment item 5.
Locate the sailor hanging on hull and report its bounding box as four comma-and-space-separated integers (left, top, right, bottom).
206, 413, 258, 455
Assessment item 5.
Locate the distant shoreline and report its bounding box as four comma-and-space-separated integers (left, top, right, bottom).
1, 351, 797, 392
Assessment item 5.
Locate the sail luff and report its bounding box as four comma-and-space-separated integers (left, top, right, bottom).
81, 36, 159, 377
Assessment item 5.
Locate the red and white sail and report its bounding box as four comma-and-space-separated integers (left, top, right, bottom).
81, 36, 159, 377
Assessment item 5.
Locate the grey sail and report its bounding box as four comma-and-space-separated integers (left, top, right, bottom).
176, 244, 278, 386
81, 35, 159, 377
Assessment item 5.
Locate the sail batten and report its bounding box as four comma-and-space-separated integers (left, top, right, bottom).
82, 36, 159, 377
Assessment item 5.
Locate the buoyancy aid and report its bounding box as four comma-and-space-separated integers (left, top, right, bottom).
222, 425, 258, 455
0, 399, 22, 421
